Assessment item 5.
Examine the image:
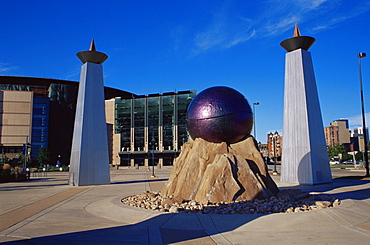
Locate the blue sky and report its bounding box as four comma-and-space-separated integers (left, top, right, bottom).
1, 0, 370, 143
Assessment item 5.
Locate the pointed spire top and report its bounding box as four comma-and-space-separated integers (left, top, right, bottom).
293, 24, 301, 37
77, 39, 108, 64
280, 24, 315, 52
89, 39, 96, 51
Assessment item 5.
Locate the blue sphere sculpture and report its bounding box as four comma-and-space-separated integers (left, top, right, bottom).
186, 86, 253, 144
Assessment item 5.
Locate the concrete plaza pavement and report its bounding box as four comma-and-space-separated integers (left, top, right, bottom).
0, 165, 370, 244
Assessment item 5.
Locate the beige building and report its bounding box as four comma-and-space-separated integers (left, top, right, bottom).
105, 98, 121, 166
324, 119, 350, 146
358, 136, 366, 152
331, 119, 350, 144
352, 127, 368, 152
0, 90, 33, 159
324, 125, 339, 146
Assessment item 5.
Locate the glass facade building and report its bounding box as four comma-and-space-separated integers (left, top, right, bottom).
1, 76, 195, 167
113, 91, 196, 167
31, 97, 50, 159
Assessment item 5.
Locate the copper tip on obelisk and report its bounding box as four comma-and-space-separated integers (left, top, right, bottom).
77, 39, 108, 64
293, 24, 301, 37
89, 39, 96, 51
280, 24, 315, 52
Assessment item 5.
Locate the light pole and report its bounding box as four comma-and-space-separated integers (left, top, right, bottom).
24, 136, 28, 169
358, 52, 369, 176
150, 136, 157, 177
269, 132, 279, 175
273, 132, 279, 175
1, 148, 5, 165
253, 102, 260, 139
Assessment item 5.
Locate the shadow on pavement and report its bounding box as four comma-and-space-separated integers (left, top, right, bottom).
112, 178, 168, 185
0, 213, 260, 245
3, 178, 370, 244
278, 178, 370, 201
333, 176, 370, 180
0, 177, 169, 191
2, 175, 370, 244
0, 179, 68, 191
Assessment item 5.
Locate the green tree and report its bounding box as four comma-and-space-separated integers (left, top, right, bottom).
18, 154, 26, 166
327, 144, 347, 159
356, 151, 363, 161
1, 155, 9, 165
37, 147, 51, 166
341, 153, 352, 161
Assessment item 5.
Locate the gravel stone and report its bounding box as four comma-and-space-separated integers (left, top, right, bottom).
169, 206, 179, 213
121, 189, 340, 214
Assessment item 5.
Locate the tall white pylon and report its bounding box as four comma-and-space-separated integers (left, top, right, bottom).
69, 39, 110, 186
280, 25, 332, 184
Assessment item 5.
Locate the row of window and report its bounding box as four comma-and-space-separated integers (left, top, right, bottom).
115, 92, 195, 152
31, 97, 49, 159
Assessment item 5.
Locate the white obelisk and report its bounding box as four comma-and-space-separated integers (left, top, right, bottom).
69, 40, 110, 186
280, 25, 332, 184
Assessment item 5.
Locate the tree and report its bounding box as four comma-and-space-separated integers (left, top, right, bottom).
37, 147, 51, 166
327, 144, 347, 159
18, 154, 26, 166
341, 153, 352, 161
1, 155, 9, 165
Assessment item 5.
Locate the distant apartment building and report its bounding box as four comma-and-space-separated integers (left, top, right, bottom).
352, 127, 369, 139
324, 125, 339, 146
267, 131, 282, 161
324, 118, 369, 152
258, 143, 269, 160
331, 119, 350, 144
351, 126, 369, 152
324, 119, 350, 146
324, 119, 351, 147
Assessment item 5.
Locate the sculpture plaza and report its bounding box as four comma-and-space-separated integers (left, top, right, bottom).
1, 26, 369, 244
122, 86, 340, 214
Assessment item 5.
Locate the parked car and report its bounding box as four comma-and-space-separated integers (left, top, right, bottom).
330, 160, 339, 165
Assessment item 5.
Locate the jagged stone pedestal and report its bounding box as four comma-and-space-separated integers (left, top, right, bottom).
162, 137, 279, 203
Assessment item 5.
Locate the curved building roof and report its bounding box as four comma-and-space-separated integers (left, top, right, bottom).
0, 75, 136, 100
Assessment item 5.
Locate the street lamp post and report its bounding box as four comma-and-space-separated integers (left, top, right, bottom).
358, 53, 369, 176
24, 136, 28, 170
1, 148, 5, 165
253, 102, 260, 139
269, 132, 279, 175
273, 132, 279, 175
150, 136, 156, 177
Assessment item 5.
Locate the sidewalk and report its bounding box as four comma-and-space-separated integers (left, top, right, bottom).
0, 166, 369, 244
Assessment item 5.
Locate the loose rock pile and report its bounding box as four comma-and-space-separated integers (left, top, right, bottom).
121, 189, 340, 214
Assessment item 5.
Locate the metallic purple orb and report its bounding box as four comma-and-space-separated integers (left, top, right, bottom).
186, 86, 253, 144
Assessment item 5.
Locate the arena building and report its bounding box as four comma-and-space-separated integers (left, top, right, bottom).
0, 75, 134, 165
106, 90, 195, 167
0, 75, 195, 168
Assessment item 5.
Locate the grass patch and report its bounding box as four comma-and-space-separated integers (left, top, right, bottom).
330, 165, 355, 169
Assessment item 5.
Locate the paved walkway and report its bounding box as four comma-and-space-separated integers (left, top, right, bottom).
0, 166, 369, 244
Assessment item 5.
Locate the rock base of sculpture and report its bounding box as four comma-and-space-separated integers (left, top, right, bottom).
161, 136, 279, 203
